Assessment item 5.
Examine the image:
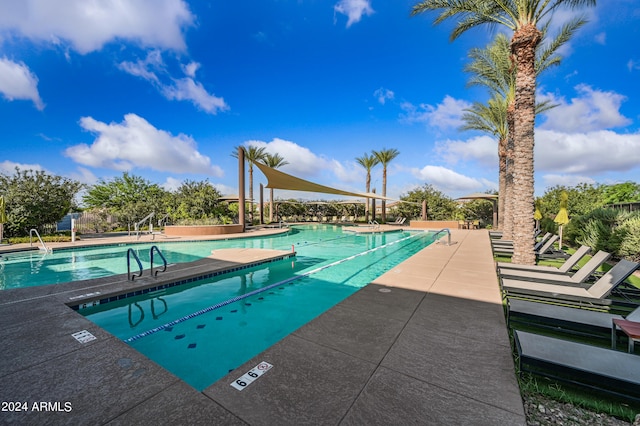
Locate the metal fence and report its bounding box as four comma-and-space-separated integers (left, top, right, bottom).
606, 202, 640, 213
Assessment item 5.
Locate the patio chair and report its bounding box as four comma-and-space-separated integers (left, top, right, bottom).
501, 259, 640, 304
508, 298, 640, 347
491, 232, 552, 250
493, 235, 559, 257
497, 245, 591, 274
498, 250, 610, 284
514, 330, 640, 402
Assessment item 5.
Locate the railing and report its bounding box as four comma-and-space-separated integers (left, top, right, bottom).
127, 248, 143, 280
29, 229, 51, 252
134, 212, 155, 240
279, 220, 289, 229
150, 245, 167, 277
368, 220, 380, 230
432, 228, 452, 246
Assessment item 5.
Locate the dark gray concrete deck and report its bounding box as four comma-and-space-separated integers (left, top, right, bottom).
0, 229, 525, 425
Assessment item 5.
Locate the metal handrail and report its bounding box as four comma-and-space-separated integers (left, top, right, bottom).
432, 228, 452, 246
29, 229, 51, 252
135, 212, 155, 240
127, 248, 143, 280
150, 245, 167, 277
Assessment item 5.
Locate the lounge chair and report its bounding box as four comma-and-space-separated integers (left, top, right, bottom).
498, 250, 610, 284
497, 245, 591, 274
502, 259, 640, 304
493, 234, 559, 257
514, 330, 640, 402
492, 231, 549, 248
508, 298, 640, 347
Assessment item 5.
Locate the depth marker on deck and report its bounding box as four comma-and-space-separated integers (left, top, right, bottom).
231, 361, 273, 391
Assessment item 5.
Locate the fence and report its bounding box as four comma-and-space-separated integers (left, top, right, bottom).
606, 202, 640, 213
56, 212, 117, 233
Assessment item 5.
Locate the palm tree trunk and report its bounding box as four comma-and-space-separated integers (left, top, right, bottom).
510, 24, 541, 265
498, 137, 507, 230
502, 100, 516, 240
381, 168, 387, 222
269, 188, 274, 222
248, 164, 254, 224
365, 173, 371, 222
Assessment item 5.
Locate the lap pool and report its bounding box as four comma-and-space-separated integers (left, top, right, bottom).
5, 225, 439, 390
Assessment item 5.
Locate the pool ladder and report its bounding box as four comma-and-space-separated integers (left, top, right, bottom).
29, 229, 51, 252
127, 245, 168, 281
432, 228, 452, 246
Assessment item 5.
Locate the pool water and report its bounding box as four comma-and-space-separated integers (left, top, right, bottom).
1, 224, 376, 289
80, 226, 436, 390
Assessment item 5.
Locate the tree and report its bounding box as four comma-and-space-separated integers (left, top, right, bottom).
83, 172, 167, 232
355, 153, 380, 222
463, 25, 582, 236
372, 148, 399, 223
0, 168, 83, 237
396, 184, 459, 221
169, 179, 226, 221
262, 153, 289, 222
412, 0, 595, 265
232, 145, 267, 223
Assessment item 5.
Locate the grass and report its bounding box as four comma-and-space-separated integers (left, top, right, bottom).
497, 244, 640, 421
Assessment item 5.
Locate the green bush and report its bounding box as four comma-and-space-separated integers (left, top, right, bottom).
616, 214, 640, 262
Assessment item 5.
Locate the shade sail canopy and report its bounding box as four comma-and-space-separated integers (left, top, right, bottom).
456, 193, 499, 201
254, 162, 395, 201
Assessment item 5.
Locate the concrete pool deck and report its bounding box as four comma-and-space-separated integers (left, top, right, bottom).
0, 228, 525, 425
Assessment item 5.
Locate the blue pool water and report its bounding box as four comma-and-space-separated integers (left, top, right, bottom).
0, 224, 378, 289
80, 226, 437, 390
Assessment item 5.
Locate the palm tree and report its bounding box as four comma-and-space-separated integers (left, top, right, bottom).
462, 28, 577, 235
262, 153, 289, 222
461, 95, 509, 229
412, 0, 594, 264
355, 153, 380, 222
373, 148, 400, 223
231, 145, 267, 223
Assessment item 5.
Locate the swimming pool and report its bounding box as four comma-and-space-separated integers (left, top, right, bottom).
80, 226, 437, 390
0, 224, 362, 289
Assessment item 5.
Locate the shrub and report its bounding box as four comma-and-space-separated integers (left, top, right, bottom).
615, 214, 640, 262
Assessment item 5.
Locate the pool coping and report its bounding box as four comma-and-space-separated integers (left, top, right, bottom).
0, 229, 526, 424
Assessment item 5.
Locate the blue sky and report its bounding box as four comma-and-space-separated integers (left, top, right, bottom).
1, 0, 639, 203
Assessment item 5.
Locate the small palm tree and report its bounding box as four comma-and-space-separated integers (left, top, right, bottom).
412, 0, 595, 264
231, 145, 267, 222
373, 148, 400, 223
262, 153, 289, 222
355, 153, 380, 222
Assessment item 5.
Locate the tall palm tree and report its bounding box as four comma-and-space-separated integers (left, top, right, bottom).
463, 28, 578, 235
355, 153, 380, 222
461, 95, 509, 229
231, 145, 267, 222
262, 153, 289, 222
412, 0, 594, 264
373, 148, 400, 223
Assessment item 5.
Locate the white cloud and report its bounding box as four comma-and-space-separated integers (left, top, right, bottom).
536, 129, 640, 174
65, 113, 223, 176
334, 0, 374, 28
247, 138, 331, 178
0, 0, 194, 54
401, 95, 471, 130
594, 32, 606, 45
373, 87, 394, 105
0, 160, 45, 174
162, 77, 228, 114
67, 167, 98, 185
540, 174, 596, 188
435, 135, 497, 167
410, 165, 484, 192
0, 57, 44, 109
539, 85, 631, 132
628, 59, 640, 72
119, 51, 228, 114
